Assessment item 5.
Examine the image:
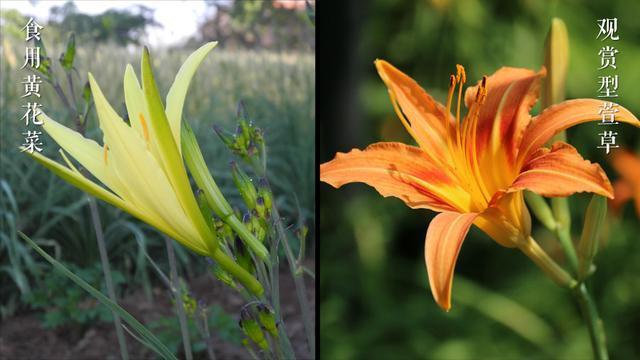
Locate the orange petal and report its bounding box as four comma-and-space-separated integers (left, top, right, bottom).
464, 67, 545, 162
609, 180, 633, 215
320, 142, 469, 212
518, 99, 640, 164
510, 142, 614, 198
611, 149, 640, 186
611, 150, 640, 217
375, 59, 453, 164
424, 212, 478, 311
474, 191, 530, 247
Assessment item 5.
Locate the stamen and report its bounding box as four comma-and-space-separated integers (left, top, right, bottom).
103, 144, 109, 165
468, 75, 492, 205
139, 113, 150, 143
475, 76, 487, 104
444, 74, 457, 151
455, 65, 466, 152
445, 74, 456, 112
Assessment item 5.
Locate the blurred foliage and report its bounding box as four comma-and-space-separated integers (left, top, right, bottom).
198, 0, 314, 51
149, 304, 242, 357
1, 2, 157, 46
23, 261, 125, 330
49, 1, 157, 45
320, 0, 640, 359
1, 22, 314, 320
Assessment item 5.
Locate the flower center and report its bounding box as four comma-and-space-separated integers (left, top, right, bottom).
444, 66, 492, 212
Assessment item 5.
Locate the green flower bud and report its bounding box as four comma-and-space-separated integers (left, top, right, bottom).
252, 127, 264, 148
524, 191, 556, 231
181, 291, 197, 318
59, 32, 76, 71
257, 178, 273, 212
235, 237, 254, 274
240, 309, 269, 350
255, 196, 270, 220
231, 161, 258, 210
32, 38, 52, 80
210, 261, 237, 289
237, 120, 251, 151
213, 217, 234, 245
577, 195, 607, 281
213, 124, 236, 150
196, 189, 216, 233
257, 304, 278, 337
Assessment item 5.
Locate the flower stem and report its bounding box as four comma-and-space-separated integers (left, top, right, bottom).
89, 198, 129, 360
552, 197, 579, 274
517, 236, 576, 288
272, 203, 314, 355
210, 248, 264, 296
165, 236, 193, 360
572, 283, 609, 360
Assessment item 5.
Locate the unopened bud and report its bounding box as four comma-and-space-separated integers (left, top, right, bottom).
210, 262, 237, 289
577, 195, 607, 281
235, 237, 254, 274
255, 196, 270, 219
239, 309, 269, 350
213, 217, 234, 245
213, 124, 236, 149
256, 304, 278, 337
231, 161, 258, 210
196, 189, 216, 233
257, 178, 273, 212
524, 191, 556, 231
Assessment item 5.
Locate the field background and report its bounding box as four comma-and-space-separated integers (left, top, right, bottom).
319, 0, 640, 359
0, 2, 315, 358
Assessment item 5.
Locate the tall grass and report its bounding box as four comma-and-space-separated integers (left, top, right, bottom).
0, 40, 314, 318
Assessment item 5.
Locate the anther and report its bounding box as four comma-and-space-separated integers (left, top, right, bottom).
476, 76, 488, 105
103, 144, 109, 165
456, 64, 466, 84
139, 113, 150, 143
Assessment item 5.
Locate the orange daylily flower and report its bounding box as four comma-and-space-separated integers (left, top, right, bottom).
320, 60, 640, 310
610, 150, 640, 217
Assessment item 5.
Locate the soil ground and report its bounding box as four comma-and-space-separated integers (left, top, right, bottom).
0, 266, 315, 359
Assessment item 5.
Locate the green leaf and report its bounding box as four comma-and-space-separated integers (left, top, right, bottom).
19, 231, 177, 360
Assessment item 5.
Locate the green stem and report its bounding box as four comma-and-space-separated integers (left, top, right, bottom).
200, 310, 217, 360
165, 237, 193, 360
572, 283, 609, 360
210, 248, 264, 296
272, 204, 314, 355
88, 198, 129, 360
517, 236, 576, 288
552, 197, 579, 274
